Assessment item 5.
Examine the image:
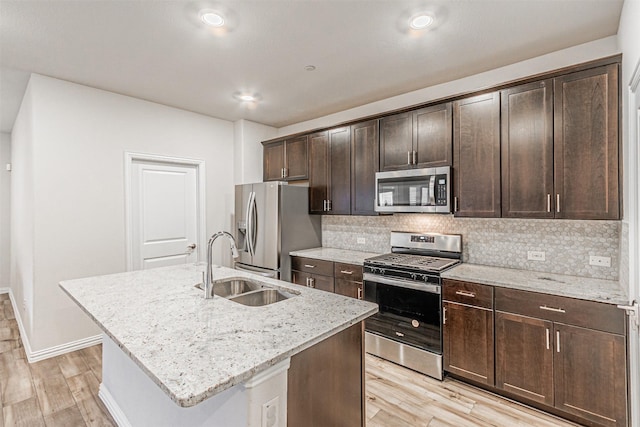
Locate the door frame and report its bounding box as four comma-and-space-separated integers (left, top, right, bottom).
627, 58, 640, 427
124, 152, 206, 271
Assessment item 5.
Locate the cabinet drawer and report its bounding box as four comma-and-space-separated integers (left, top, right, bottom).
334, 263, 363, 282
495, 288, 625, 335
291, 256, 334, 276
443, 279, 493, 309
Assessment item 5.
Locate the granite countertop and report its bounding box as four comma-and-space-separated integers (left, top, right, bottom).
59, 264, 377, 408
289, 247, 380, 265
442, 263, 628, 305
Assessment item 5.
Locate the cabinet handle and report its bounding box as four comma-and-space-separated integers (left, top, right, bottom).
357, 287, 362, 300
328, 200, 332, 211
282, 168, 285, 178
556, 330, 560, 352
340, 270, 353, 275
304, 264, 316, 269
546, 328, 550, 350
407, 151, 412, 165
547, 194, 551, 213
443, 306, 447, 325
309, 278, 315, 288
455, 290, 476, 298
305, 277, 309, 287
323, 200, 327, 211
283, 168, 288, 178
454, 197, 458, 212
412, 150, 417, 165
556, 194, 560, 213
539, 305, 565, 313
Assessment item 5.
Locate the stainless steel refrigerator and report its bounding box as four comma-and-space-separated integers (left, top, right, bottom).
235, 182, 322, 281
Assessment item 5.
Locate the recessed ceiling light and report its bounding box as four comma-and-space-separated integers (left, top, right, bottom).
200, 11, 225, 27
233, 92, 261, 103
409, 14, 434, 30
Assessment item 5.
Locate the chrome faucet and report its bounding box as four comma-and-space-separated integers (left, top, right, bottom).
204, 231, 240, 299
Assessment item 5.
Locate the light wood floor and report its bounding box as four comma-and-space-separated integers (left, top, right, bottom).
2, 293, 580, 426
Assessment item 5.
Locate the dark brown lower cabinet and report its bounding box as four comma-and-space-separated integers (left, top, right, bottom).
288, 323, 364, 427
554, 324, 627, 427
495, 311, 554, 405
291, 270, 335, 293
334, 262, 363, 300
443, 301, 494, 386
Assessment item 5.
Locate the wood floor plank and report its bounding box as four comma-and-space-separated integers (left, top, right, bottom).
75, 396, 115, 427
32, 372, 76, 417
43, 405, 85, 427
66, 372, 100, 403
3, 302, 14, 321
79, 348, 102, 382
0, 353, 35, 406
57, 352, 90, 380
3, 397, 45, 427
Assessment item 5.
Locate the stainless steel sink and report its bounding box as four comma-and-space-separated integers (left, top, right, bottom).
194, 277, 296, 306
228, 289, 292, 306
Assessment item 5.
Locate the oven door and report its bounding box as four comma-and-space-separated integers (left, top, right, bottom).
363, 274, 442, 355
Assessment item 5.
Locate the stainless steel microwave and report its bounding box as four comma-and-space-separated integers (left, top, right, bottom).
374, 166, 451, 213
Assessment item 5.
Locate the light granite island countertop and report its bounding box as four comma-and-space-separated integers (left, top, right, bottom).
60, 263, 377, 427
442, 263, 628, 305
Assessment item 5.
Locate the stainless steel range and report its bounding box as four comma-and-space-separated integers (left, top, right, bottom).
363, 231, 462, 380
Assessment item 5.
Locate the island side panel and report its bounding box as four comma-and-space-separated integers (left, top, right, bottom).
287, 322, 364, 427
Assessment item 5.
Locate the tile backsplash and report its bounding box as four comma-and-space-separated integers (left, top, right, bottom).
322, 215, 620, 280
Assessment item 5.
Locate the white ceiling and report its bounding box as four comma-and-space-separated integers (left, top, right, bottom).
0, 0, 624, 133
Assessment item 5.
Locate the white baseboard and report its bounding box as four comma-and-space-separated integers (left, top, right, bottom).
0, 287, 10, 294
4, 288, 102, 363
99, 384, 132, 427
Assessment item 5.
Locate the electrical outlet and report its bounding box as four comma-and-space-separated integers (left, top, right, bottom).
589, 256, 611, 267
527, 251, 545, 261
261, 396, 279, 427
357, 237, 366, 244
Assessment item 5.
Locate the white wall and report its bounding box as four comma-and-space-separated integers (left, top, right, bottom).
233, 119, 276, 185
0, 132, 11, 288
277, 36, 619, 136
10, 81, 35, 337
617, 1, 640, 426
13, 74, 235, 353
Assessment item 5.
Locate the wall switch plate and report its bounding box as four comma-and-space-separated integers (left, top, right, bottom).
261, 396, 279, 427
589, 256, 611, 267
527, 251, 545, 261
5, 163, 11, 171
357, 237, 366, 244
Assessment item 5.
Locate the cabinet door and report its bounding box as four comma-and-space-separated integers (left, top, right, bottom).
553, 64, 619, 219
413, 103, 452, 168
380, 112, 413, 171
351, 120, 379, 216
554, 323, 627, 427
308, 131, 329, 214
263, 141, 285, 181
310, 274, 335, 293
501, 80, 554, 218
495, 311, 554, 405
443, 302, 494, 386
335, 279, 362, 299
453, 92, 501, 217
328, 127, 351, 215
284, 136, 308, 181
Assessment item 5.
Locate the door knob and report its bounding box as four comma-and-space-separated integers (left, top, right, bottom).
187, 244, 197, 250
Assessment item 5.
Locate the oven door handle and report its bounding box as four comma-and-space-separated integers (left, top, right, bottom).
363, 273, 441, 294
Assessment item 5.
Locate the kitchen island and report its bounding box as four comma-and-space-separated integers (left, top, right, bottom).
60, 263, 377, 427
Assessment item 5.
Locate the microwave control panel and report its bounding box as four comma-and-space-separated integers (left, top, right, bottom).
435, 174, 448, 206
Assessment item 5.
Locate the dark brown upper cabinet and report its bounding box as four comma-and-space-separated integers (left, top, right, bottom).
501, 80, 554, 218
351, 120, 379, 215
308, 127, 351, 215
263, 135, 308, 182
453, 92, 501, 217
380, 103, 452, 171
553, 64, 619, 219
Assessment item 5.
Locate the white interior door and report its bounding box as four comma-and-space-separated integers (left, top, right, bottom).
630, 74, 640, 427
130, 160, 199, 270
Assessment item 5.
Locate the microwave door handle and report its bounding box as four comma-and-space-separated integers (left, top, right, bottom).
429, 175, 436, 205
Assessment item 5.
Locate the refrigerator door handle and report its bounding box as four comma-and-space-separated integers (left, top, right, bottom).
246, 192, 256, 256
250, 191, 258, 256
